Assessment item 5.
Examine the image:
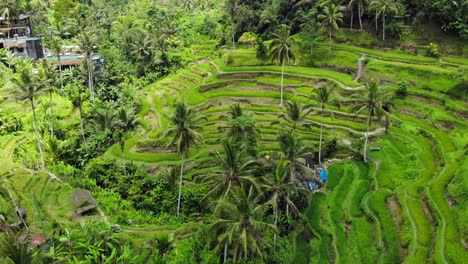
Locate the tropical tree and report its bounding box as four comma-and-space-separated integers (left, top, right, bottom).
262, 159, 298, 250
66, 81, 88, 148
352, 81, 394, 162
199, 140, 258, 201
210, 187, 275, 263
349, 0, 367, 30
90, 104, 118, 132
369, 0, 398, 41
117, 107, 139, 131
318, 3, 343, 53
315, 86, 337, 164
0, 229, 41, 264
273, 100, 313, 131
278, 132, 311, 183
76, 31, 98, 102
11, 60, 46, 170
49, 37, 64, 92
164, 102, 206, 217
38, 59, 59, 138
153, 234, 174, 257
269, 25, 296, 107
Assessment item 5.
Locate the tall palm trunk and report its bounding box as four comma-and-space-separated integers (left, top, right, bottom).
31, 98, 45, 170
358, 1, 363, 30
87, 56, 94, 102
318, 108, 324, 164
382, 10, 386, 41
7, 19, 11, 69
49, 91, 54, 138
176, 155, 184, 217
78, 106, 87, 151
280, 59, 285, 107
273, 201, 278, 251
328, 24, 332, 53
375, 10, 378, 31
232, 22, 235, 49
363, 116, 371, 163
58, 55, 63, 92
350, 7, 354, 29
223, 242, 228, 263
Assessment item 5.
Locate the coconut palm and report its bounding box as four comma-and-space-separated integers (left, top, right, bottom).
349, 0, 367, 30
0, 48, 17, 70
352, 81, 394, 163
199, 140, 258, 201
117, 107, 139, 131
262, 159, 299, 250
229, 103, 243, 119
38, 59, 59, 138
164, 102, 206, 217
369, 0, 398, 41
67, 81, 88, 148
210, 187, 275, 263
11, 60, 47, 170
76, 31, 98, 102
269, 25, 296, 107
315, 86, 337, 164
278, 132, 311, 183
153, 233, 174, 257
49, 37, 64, 92
318, 3, 343, 53
273, 100, 313, 131
90, 104, 118, 132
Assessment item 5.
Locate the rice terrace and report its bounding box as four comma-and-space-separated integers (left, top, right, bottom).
0, 0, 467, 263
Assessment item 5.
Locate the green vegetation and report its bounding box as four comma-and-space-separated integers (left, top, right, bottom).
0, 0, 466, 263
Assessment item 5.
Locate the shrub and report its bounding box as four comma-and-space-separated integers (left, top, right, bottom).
238, 32, 257, 47
256, 38, 267, 60
395, 80, 409, 98
226, 52, 234, 65
426, 43, 441, 57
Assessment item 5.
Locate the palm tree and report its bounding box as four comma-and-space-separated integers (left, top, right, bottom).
318, 3, 343, 53
262, 159, 298, 250
315, 86, 336, 164
90, 104, 118, 132
117, 107, 139, 131
349, 0, 367, 31
210, 187, 275, 263
67, 81, 88, 148
76, 31, 98, 102
269, 25, 296, 107
11, 60, 47, 170
161, 166, 179, 193
153, 234, 174, 257
164, 102, 206, 217
278, 132, 311, 183
273, 100, 313, 131
38, 59, 59, 138
352, 82, 393, 162
199, 140, 258, 201
229, 103, 243, 119
369, 0, 398, 41
49, 37, 64, 92
0, 228, 38, 263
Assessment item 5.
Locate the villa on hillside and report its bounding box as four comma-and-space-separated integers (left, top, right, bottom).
0, 14, 104, 73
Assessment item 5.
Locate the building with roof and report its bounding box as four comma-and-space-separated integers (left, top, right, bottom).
0, 14, 104, 72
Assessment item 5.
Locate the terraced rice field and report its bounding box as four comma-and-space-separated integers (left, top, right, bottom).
105, 45, 467, 263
